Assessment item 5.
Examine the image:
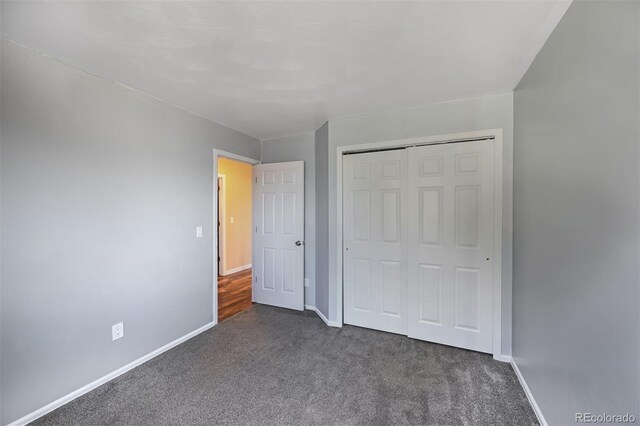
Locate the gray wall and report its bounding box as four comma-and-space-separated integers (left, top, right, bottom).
513, 1, 639, 423
314, 123, 329, 318
0, 41, 260, 425
0, 9, 3, 426
260, 132, 316, 308
323, 93, 515, 355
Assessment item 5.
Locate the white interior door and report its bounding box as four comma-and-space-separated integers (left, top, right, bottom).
343, 150, 408, 335
253, 161, 305, 311
407, 140, 495, 353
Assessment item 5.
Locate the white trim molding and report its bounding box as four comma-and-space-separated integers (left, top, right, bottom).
222, 263, 252, 276
335, 129, 509, 361
217, 174, 227, 275
493, 354, 513, 363
305, 305, 341, 327
7, 322, 215, 426
512, 360, 547, 426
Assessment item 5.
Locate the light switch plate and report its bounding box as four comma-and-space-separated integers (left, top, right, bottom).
196, 226, 203, 238
304, 278, 309, 287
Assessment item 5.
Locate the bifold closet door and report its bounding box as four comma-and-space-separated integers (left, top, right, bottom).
407, 140, 495, 353
343, 150, 408, 335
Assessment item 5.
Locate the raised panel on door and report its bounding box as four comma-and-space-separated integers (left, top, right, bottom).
262, 248, 276, 291
253, 161, 305, 311
343, 149, 407, 335
382, 190, 401, 243
282, 192, 297, 236
381, 261, 402, 317
262, 193, 276, 235
419, 187, 442, 246
407, 140, 495, 353
418, 264, 442, 325
353, 258, 372, 311
282, 249, 297, 294
454, 267, 480, 330
352, 190, 371, 242
455, 186, 480, 248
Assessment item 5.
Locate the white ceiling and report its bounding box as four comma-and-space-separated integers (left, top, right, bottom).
3, 1, 571, 139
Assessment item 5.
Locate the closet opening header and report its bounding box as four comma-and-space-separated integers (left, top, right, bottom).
342, 136, 495, 156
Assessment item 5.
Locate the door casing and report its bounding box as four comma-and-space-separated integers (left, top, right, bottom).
336, 129, 507, 360
217, 175, 225, 275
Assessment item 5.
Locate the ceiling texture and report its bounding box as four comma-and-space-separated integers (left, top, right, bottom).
3, 1, 571, 139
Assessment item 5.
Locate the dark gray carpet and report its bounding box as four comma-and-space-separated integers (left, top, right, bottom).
33, 305, 537, 425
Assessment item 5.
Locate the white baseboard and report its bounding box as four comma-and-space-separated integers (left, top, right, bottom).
7, 322, 216, 426
305, 304, 341, 327
493, 353, 513, 363
511, 360, 547, 426
221, 263, 252, 276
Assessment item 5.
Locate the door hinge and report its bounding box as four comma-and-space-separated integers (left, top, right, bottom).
255, 177, 258, 183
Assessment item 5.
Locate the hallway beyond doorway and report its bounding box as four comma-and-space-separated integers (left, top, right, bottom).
218, 269, 253, 322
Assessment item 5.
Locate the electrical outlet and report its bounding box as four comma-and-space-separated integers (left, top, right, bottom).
196, 226, 203, 238
112, 322, 124, 341
304, 278, 309, 287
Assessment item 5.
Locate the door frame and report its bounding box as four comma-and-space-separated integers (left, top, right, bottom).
336, 129, 506, 360
213, 149, 260, 324
217, 174, 226, 276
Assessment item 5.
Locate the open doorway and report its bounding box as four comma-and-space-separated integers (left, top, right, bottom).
214, 152, 258, 322
213, 149, 306, 322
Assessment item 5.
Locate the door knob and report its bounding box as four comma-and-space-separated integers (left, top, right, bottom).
295, 240, 303, 246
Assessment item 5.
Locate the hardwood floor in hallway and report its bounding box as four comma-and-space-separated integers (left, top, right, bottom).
218, 269, 253, 322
